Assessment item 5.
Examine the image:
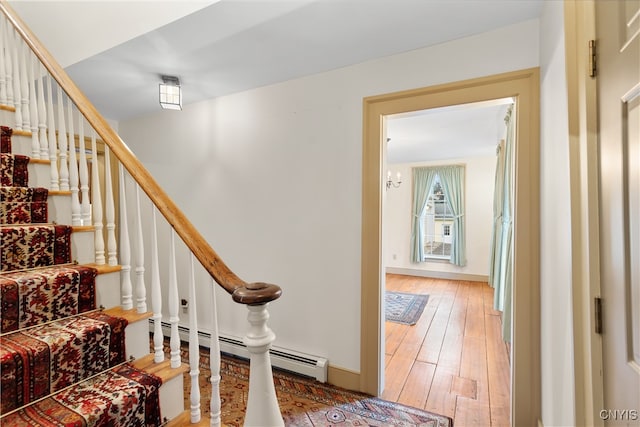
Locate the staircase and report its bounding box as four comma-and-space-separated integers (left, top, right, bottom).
1, 125, 186, 424
0, 1, 284, 426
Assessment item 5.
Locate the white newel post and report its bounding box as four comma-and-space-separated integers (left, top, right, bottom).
243, 304, 284, 427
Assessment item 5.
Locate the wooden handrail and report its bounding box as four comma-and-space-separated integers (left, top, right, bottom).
0, 0, 281, 305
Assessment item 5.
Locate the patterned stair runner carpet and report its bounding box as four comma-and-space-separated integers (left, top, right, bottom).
1, 126, 12, 153
1, 153, 29, 187
0, 186, 49, 224
0, 225, 73, 271
1, 363, 162, 427
0, 265, 97, 333
0, 311, 128, 415
0, 126, 163, 426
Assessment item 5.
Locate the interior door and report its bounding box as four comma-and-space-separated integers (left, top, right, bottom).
597, 0, 640, 423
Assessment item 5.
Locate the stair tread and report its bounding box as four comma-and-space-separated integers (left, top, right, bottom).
131, 353, 190, 383
164, 410, 228, 427
85, 262, 122, 274
104, 306, 153, 323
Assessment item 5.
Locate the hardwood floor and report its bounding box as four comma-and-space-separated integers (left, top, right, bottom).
383, 274, 510, 427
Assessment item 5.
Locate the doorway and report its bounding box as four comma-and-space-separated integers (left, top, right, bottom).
360, 68, 540, 425
381, 98, 513, 424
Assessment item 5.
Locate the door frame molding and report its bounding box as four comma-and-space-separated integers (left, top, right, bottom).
360, 68, 541, 425
564, 1, 604, 425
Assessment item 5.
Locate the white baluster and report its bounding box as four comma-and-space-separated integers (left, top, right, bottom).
209, 278, 222, 427
46, 76, 58, 191
244, 304, 284, 427
19, 40, 29, 130
168, 229, 181, 368
119, 165, 133, 310
104, 145, 117, 265
188, 254, 201, 423
0, 17, 7, 104
56, 88, 69, 190
134, 184, 146, 313
67, 100, 81, 225
91, 130, 105, 265
151, 206, 163, 363
5, 24, 13, 111
77, 115, 90, 224
36, 64, 48, 160
11, 29, 22, 130
28, 53, 39, 158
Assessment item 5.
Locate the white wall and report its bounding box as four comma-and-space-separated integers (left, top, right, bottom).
384, 156, 496, 278
539, 1, 576, 426
119, 19, 539, 373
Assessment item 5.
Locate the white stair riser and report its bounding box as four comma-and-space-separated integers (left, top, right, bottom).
159, 374, 186, 423
125, 317, 150, 361
26, 161, 50, 189
95, 271, 120, 310
71, 229, 95, 264
4, 133, 32, 157
48, 194, 72, 225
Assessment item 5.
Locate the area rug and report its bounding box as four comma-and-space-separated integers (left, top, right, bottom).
176, 341, 453, 426
385, 291, 429, 325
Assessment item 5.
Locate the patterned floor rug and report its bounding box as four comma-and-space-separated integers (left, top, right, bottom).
178, 342, 453, 426
385, 291, 430, 325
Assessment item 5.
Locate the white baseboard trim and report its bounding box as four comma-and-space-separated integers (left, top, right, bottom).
385, 267, 488, 282
148, 319, 328, 383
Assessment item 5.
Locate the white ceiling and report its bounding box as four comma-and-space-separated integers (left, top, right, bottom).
10, 0, 541, 160
387, 98, 514, 164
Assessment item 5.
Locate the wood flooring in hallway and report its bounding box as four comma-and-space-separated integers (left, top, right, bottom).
383, 274, 510, 427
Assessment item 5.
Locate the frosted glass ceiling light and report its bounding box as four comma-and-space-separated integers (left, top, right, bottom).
159, 75, 182, 110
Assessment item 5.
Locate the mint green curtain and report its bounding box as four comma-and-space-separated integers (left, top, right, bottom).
410, 168, 438, 263
438, 165, 466, 266
489, 105, 515, 342
488, 141, 506, 288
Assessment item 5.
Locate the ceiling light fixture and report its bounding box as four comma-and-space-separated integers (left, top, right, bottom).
159, 75, 182, 110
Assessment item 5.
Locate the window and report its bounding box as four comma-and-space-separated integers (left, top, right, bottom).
411, 165, 465, 266
421, 175, 453, 259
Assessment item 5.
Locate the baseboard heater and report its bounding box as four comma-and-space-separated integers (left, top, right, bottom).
149, 319, 328, 382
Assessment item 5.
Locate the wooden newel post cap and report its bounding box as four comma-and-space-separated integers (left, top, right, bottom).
232, 282, 282, 305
